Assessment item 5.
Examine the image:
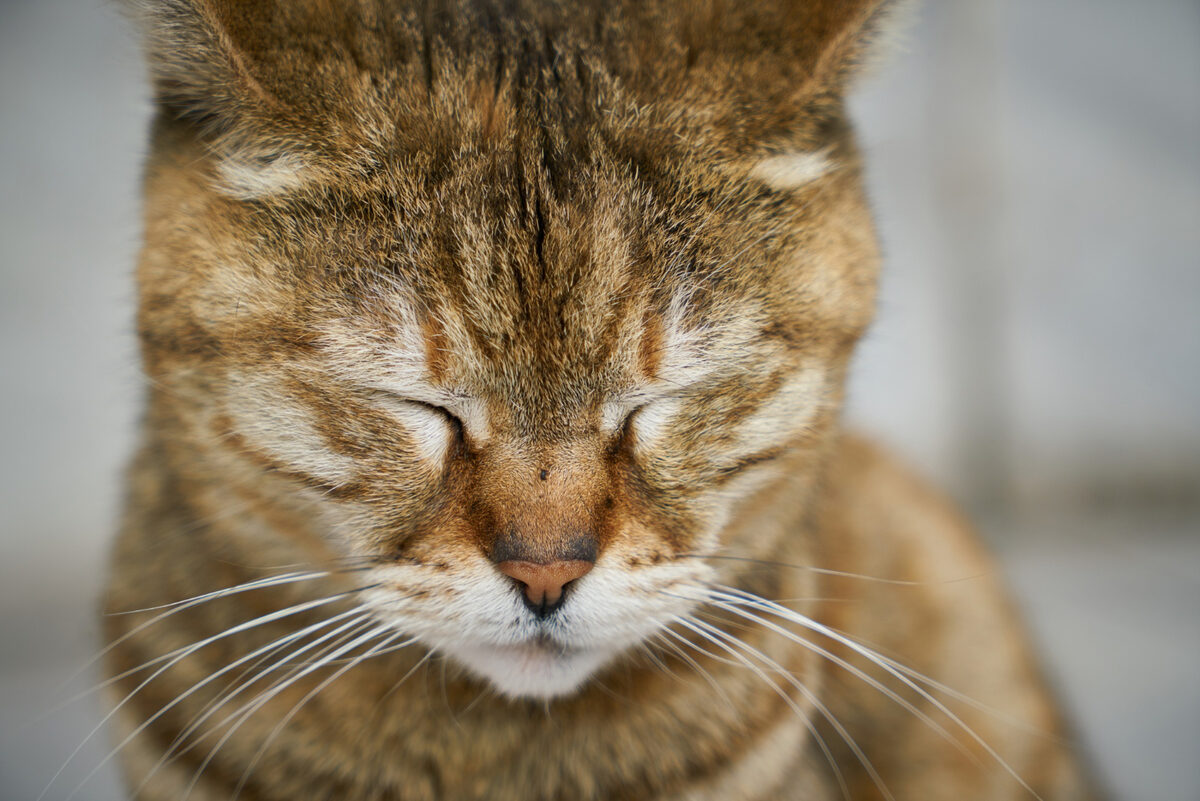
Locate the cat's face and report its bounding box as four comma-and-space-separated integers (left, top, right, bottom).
134, 0, 885, 698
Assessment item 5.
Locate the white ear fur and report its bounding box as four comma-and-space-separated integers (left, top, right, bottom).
750, 149, 836, 191
216, 152, 308, 200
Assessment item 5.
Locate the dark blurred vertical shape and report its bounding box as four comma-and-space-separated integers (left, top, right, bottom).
926, 0, 1011, 513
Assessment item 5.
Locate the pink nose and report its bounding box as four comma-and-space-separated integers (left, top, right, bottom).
496, 559, 594, 610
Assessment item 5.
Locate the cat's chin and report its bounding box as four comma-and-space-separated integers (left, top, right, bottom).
445, 639, 618, 700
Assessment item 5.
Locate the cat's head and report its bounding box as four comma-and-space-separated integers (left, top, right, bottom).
131, 0, 899, 698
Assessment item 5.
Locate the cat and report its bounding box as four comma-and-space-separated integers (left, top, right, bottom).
96, 1, 1101, 799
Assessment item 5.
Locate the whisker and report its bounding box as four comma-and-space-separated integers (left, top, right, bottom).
691, 590, 1049, 756
381, 650, 435, 704
164, 616, 381, 766
819, 624, 1064, 743
160, 629, 325, 757
634, 639, 675, 678
678, 553, 979, 586
454, 666, 494, 716
709, 585, 1043, 800
357, 634, 421, 662
51, 570, 336, 708
700, 596, 968, 761
686, 615, 886, 801
665, 616, 853, 801
667, 587, 965, 757
182, 622, 398, 800
51, 580, 379, 716
132, 610, 376, 795
230, 629, 414, 800
42, 588, 375, 801
105, 573, 316, 619
645, 631, 738, 716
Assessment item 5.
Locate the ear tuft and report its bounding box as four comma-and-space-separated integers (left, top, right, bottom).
818, 0, 918, 92
802, 0, 916, 94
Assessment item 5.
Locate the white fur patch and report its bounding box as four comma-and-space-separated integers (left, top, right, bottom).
448, 641, 617, 699
750, 150, 835, 191
455, 397, 491, 443
733, 367, 827, 453
600, 399, 632, 435
656, 299, 718, 388
631, 396, 682, 451
364, 544, 712, 700
216, 152, 308, 200
223, 372, 359, 485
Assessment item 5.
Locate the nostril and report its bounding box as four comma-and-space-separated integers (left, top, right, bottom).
496, 559, 593, 615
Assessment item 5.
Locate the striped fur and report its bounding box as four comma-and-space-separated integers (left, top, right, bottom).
98, 2, 1100, 799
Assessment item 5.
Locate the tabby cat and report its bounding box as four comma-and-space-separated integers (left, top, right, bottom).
97, 1, 1099, 799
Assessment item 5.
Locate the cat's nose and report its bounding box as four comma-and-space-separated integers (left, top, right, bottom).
495, 559, 594, 617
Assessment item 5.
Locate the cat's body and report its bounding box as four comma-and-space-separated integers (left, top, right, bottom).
103, 1, 1097, 799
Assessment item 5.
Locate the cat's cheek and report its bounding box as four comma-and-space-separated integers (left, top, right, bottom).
219, 372, 361, 487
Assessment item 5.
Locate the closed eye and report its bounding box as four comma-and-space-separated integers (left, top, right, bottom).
601, 398, 646, 442
603, 395, 679, 452
406, 398, 465, 441
370, 391, 465, 456
620, 404, 645, 443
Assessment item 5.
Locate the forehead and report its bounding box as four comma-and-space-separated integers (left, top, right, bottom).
228, 59, 803, 365
283, 194, 779, 457
305, 141, 769, 371
330, 197, 664, 413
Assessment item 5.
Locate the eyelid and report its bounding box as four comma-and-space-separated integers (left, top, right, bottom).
601, 397, 642, 434
620, 403, 645, 440
603, 382, 687, 434
370, 390, 464, 427
402, 397, 457, 418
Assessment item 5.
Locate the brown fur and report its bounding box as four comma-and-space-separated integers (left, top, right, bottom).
103, 1, 1100, 799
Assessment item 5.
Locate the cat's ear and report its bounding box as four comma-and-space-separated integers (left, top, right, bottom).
128, 0, 277, 132
613, 0, 911, 148
758, 0, 912, 95
125, 0, 375, 197
624, 0, 910, 95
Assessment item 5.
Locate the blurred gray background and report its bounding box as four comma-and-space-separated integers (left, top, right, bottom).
1, 1, 1196, 799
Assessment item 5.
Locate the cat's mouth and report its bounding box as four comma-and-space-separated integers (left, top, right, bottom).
521, 631, 573, 653
363, 557, 708, 698
494, 637, 578, 662
484, 630, 591, 667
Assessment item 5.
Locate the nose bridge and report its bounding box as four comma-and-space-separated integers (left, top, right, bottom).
475, 437, 606, 563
